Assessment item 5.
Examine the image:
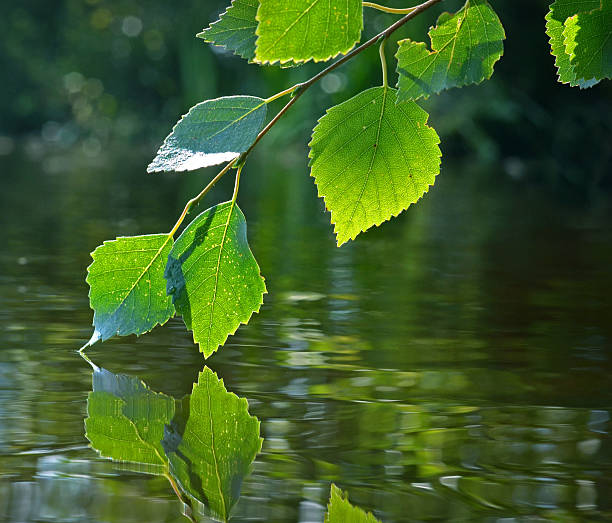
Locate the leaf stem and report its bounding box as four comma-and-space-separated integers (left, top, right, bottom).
264, 84, 300, 104
168, 158, 237, 237
380, 36, 389, 87
231, 164, 243, 205
363, 1, 416, 14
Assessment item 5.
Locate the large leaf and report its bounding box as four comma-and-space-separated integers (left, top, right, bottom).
396, 0, 505, 102
85, 234, 175, 346
165, 201, 266, 357
198, 0, 259, 62
325, 484, 381, 523
147, 96, 267, 173
563, 2, 612, 83
85, 366, 175, 469
162, 367, 262, 521
309, 86, 441, 246
254, 0, 363, 65
545, 0, 601, 88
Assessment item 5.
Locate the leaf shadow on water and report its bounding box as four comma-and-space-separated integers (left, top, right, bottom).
165, 206, 219, 330
80, 351, 261, 523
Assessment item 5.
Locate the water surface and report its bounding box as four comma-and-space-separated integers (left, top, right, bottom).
1, 145, 611, 521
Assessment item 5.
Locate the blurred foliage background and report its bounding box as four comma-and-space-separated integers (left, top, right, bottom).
1, 0, 611, 192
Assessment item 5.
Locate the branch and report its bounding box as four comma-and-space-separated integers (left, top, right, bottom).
241, 0, 444, 160
173, 0, 445, 232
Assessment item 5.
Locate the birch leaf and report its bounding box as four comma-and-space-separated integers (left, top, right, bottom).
165, 201, 266, 357
396, 0, 505, 102
198, 0, 259, 62
309, 87, 441, 246
255, 0, 363, 65
85, 234, 175, 347
148, 96, 267, 173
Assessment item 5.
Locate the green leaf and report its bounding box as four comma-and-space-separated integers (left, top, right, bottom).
325, 484, 381, 523
563, 2, 612, 83
162, 367, 262, 521
396, 0, 505, 102
545, 0, 601, 88
309, 86, 441, 246
165, 201, 266, 357
147, 96, 267, 173
254, 0, 363, 65
198, 0, 259, 62
85, 234, 175, 346
85, 366, 175, 469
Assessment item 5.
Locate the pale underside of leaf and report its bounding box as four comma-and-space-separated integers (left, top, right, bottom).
254, 0, 363, 65
325, 484, 381, 523
147, 96, 267, 173
85, 234, 175, 347
309, 86, 441, 246
165, 201, 266, 358
396, 0, 505, 102
563, 2, 612, 83
162, 367, 262, 520
197, 0, 259, 62
545, 0, 601, 88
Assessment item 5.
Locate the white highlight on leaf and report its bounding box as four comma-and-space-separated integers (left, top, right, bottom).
147, 149, 239, 173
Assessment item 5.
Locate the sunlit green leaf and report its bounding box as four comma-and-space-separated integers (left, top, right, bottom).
198, 0, 259, 62
85, 234, 175, 347
309, 86, 441, 246
563, 2, 612, 83
396, 0, 505, 102
147, 96, 267, 173
85, 366, 175, 469
162, 367, 262, 521
165, 201, 266, 357
545, 0, 601, 88
254, 0, 363, 65
325, 484, 381, 523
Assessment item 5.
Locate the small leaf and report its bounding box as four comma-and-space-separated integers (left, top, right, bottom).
563, 2, 612, 83
85, 366, 175, 469
325, 484, 381, 523
148, 96, 267, 173
165, 201, 266, 357
162, 367, 262, 521
309, 87, 441, 246
396, 0, 505, 102
198, 0, 259, 62
545, 0, 601, 88
254, 0, 363, 65
86, 234, 175, 345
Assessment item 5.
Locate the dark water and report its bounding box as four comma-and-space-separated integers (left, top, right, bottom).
1, 143, 612, 522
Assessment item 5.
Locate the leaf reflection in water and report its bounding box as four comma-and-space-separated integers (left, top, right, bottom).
82, 353, 262, 523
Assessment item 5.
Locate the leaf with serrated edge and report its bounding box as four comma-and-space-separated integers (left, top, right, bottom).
147, 96, 267, 173
254, 0, 363, 65
325, 484, 381, 523
85, 234, 175, 347
309, 86, 441, 246
396, 0, 505, 102
165, 201, 266, 357
162, 367, 262, 521
85, 366, 175, 470
198, 0, 259, 62
545, 0, 601, 88
563, 1, 612, 83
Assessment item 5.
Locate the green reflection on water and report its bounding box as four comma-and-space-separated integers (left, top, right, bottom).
83, 353, 262, 522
